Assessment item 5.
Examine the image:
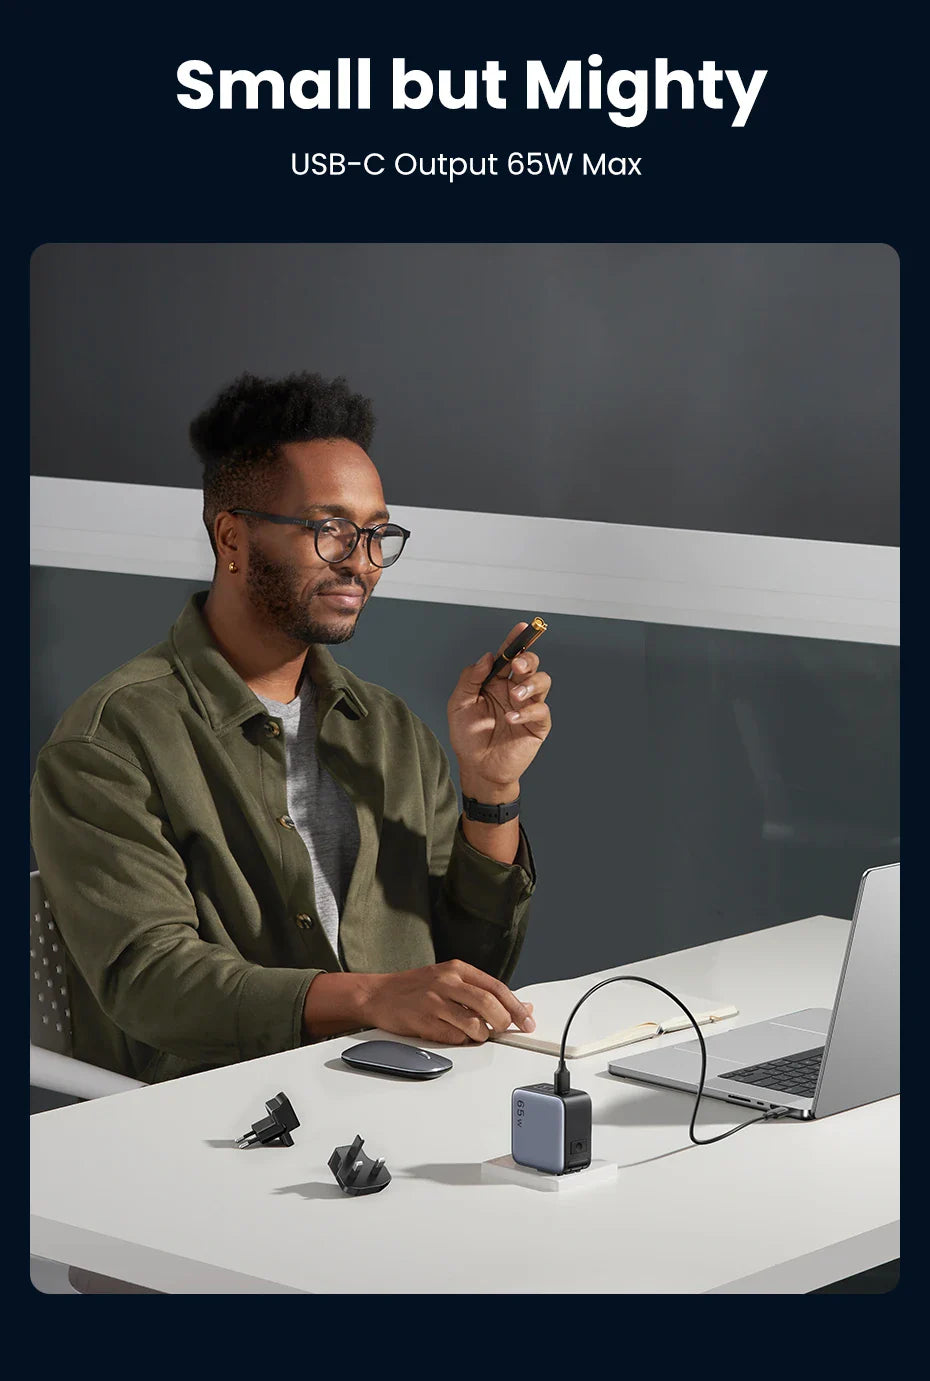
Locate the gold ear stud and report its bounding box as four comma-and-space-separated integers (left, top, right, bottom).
228, 561, 239, 573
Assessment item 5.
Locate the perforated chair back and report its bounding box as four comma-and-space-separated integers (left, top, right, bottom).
29, 871, 73, 1056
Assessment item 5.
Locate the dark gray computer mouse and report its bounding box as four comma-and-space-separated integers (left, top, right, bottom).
340, 1040, 453, 1079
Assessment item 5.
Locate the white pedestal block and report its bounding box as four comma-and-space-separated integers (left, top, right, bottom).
481, 1154, 616, 1191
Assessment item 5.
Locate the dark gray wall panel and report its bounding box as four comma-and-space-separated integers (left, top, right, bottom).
31, 567, 900, 987
31, 243, 898, 544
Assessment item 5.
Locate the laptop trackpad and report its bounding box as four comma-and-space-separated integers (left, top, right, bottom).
674, 1008, 831, 1066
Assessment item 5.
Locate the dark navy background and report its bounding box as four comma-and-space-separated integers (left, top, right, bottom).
13, 10, 904, 241
17, 0, 910, 1340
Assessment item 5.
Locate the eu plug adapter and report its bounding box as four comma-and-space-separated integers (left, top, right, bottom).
235, 1092, 300, 1148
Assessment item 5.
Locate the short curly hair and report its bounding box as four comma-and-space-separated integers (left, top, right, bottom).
189, 371, 376, 557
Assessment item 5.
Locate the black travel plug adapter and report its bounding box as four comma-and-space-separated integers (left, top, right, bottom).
511, 1079, 593, 1175
328, 1134, 392, 1195
235, 1092, 300, 1148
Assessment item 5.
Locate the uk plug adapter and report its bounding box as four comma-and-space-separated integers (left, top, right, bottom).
328, 1135, 392, 1195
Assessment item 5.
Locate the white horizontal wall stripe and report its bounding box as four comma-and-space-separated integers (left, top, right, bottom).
30, 477, 899, 645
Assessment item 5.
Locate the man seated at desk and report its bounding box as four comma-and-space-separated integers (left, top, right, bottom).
30, 371, 550, 1083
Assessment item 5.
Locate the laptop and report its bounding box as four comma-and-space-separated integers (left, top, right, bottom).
608, 863, 899, 1119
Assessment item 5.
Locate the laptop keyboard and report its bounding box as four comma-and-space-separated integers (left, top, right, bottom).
720, 1046, 824, 1097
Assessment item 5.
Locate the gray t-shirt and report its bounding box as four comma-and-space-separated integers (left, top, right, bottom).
255, 676, 360, 960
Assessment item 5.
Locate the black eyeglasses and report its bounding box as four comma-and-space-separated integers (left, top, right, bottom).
229, 510, 411, 568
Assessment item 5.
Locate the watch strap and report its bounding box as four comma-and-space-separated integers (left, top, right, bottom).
462, 794, 520, 825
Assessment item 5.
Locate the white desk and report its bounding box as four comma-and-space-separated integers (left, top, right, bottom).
30, 916, 899, 1293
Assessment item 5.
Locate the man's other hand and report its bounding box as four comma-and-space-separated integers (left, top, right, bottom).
362, 959, 536, 1045
304, 960, 535, 1044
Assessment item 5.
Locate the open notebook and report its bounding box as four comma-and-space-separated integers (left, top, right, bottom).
491, 971, 738, 1058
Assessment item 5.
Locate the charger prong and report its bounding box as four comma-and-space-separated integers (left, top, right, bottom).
344, 1159, 365, 1186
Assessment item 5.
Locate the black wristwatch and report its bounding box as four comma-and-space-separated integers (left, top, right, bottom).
461, 793, 521, 825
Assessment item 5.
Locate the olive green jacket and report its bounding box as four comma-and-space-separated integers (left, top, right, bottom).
30, 592, 536, 1083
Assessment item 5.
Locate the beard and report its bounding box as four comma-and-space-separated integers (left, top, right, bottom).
244, 540, 368, 645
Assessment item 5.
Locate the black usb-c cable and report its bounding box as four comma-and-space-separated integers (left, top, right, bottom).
554, 974, 793, 1145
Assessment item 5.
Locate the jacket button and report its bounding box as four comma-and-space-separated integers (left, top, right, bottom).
264, 720, 281, 737
277, 815, 296, 829
295, 914, 315, 929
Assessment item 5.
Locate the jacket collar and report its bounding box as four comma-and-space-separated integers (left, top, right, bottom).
169, 591, 369, 734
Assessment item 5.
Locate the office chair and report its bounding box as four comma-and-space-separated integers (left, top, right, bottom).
29, 870, 145, 1098
30, 870, 158, 1293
